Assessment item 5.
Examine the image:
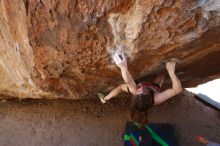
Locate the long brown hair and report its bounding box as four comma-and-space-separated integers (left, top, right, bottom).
130, 88, 154, 128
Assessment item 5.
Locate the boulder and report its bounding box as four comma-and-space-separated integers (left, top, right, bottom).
0, 0, 220, 99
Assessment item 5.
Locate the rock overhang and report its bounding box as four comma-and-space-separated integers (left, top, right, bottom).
0, 0, 220, 99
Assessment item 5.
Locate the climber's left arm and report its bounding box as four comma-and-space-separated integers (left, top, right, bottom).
114, 52, 137, 95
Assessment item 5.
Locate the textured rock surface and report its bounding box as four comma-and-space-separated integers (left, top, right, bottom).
0, 0, 220, 99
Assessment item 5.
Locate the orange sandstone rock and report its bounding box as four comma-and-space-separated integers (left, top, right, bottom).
0, 0, 219, 99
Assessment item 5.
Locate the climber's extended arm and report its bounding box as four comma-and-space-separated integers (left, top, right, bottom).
154, 62, 182, 105
114, 52, 137, 95
99, 53, 137, 103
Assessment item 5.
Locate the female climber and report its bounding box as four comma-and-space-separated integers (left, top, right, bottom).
98, 52, 182, 146
99, 52, 182, 107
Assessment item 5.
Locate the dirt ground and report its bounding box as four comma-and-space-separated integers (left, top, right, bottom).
0, 91, 219, 146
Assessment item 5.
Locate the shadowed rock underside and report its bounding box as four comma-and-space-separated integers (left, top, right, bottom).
0, 0, 220, 99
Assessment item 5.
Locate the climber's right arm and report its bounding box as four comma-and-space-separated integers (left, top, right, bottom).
154, 62, 182, 105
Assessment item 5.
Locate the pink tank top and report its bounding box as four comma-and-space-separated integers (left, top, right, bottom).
137, 82, 160, 92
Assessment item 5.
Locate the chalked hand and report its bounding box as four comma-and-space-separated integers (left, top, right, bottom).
113, 51, 127, 69
166, 61, 176, 75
